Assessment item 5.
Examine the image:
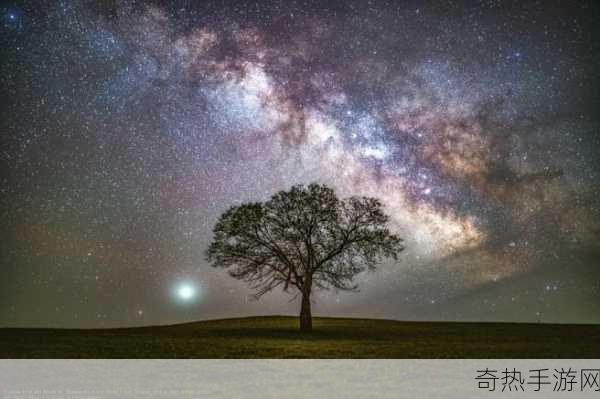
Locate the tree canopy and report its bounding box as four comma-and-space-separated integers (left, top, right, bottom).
206, 183, 405, 331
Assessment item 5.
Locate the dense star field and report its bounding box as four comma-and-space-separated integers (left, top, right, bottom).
1, 1, 599, 328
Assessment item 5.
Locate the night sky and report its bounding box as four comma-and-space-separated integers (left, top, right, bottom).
1, 0, 599, 328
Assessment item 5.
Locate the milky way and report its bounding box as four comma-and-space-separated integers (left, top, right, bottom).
1, 0, 599, 327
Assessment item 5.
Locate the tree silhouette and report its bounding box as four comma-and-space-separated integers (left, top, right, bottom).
206, 183, 405, 331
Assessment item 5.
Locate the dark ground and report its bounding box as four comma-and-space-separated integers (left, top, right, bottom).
1, 316, 599, 358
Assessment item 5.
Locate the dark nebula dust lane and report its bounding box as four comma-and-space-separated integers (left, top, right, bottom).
1, 0, 599, 327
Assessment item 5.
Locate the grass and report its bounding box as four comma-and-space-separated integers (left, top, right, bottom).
1, 316, 599, 358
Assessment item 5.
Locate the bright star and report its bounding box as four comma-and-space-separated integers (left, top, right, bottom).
177, 283, 196, 301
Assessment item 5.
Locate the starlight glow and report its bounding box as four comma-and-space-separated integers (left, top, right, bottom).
177, 284, 196, 301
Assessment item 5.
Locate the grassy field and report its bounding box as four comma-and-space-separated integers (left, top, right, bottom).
1, 316, 599, 358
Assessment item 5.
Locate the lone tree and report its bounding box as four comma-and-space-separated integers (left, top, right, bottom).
206, 183, 404, 331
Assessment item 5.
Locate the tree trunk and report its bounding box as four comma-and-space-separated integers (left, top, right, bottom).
299, 272, 313, 331
299, 291, 312, 332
